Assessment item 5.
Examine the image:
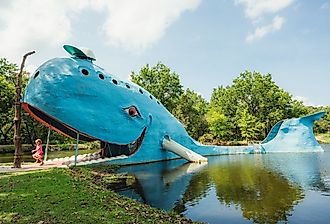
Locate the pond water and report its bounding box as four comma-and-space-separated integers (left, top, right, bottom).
112, 144, 330, 224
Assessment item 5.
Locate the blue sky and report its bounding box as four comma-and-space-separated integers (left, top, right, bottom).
1, 0, 329, 106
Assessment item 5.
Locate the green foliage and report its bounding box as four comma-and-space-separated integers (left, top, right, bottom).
0, 59, 17, 144
131, 62, 184, 112
205, 107, 232, 140
172, 89, 209, 140
237, 107, 263, 142
309, 106, 330, 133
208, 71, 312, 141
287, 100, 309, 118
0, 58, 18, 84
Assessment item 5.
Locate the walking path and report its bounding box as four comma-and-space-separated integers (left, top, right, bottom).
0, 162, 67, 173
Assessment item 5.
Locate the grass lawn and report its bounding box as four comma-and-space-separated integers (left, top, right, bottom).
316, 133, 330, 144
0, 167, 195, 224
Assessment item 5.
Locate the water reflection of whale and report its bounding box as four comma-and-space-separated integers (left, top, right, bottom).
114, 156, 305, 223
262, 148, 330, 192
115, 159, 204, 211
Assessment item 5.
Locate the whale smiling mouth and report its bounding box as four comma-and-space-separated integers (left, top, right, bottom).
101, 127, 147, 157
22, 103, 147, 157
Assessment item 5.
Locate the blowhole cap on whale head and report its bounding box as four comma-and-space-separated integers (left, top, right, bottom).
63, 45, 96, 61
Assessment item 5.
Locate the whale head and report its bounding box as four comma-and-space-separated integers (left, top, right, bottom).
22, 53, 174, 158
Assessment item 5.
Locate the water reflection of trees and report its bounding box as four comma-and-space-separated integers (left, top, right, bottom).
174, 158, 304, 223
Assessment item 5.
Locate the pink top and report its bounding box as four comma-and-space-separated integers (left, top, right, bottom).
36, 144, 43, 156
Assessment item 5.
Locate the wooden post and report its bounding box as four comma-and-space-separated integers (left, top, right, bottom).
74, 132, 79, 166
13, 51, 35, 168
44, 127, 51, 161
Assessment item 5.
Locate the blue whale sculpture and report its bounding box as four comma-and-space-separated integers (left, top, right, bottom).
22, 45, 324, 165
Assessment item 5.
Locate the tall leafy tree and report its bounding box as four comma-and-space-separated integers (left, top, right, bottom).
0, 59, 17, 144
205, 107, 232, 140
0, 58, 18, 84
131, 62, 183, 113
208, 86, 240, 140
310, 106, 330, 134
231, 71, 292, 137
237, 107, 263, 142
172, 89, 209, 140
209, 71, 309, 141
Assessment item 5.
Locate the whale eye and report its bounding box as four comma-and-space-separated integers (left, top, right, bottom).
124, 106, 141, 117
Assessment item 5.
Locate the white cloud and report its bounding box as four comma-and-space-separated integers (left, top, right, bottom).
235, 0, 293, 20
101, 0, 200, 51
234, 0, 293, 42
0, 0, 201, 63
293, 96, 323, 107
321, 2, 330, 10
246, 15, 284, 42
0, 0, 85, 63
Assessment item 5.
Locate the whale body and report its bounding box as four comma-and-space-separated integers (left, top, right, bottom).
22, 46, 324, 165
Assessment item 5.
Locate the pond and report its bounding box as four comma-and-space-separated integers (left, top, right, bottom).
112, 144, 330, 223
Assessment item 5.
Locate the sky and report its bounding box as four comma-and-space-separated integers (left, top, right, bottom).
0, 0, 329, 106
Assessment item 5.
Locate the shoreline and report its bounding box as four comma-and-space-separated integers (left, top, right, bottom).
0, 166, 196, 224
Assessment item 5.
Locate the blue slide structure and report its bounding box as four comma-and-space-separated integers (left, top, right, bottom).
22, 45, 325, 165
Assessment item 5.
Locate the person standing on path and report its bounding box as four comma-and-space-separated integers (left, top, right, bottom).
32, 139, 44, 165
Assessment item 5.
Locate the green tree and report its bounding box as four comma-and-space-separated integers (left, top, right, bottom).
310, 106, 330, 134
0, 75, 15, 144
231, 71, 292, 137
237, 107, 263, 142
131, 62, 183, 113
0, 58, 18, 84
0, 59, 17, 144
209, 71, 308, 141
208, 86, 239, 140
205, 107, 232, 140
287, 100, 309, 118
172, 89, 209, 140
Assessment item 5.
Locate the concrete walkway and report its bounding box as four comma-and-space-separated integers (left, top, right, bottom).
0, 162, 67, 173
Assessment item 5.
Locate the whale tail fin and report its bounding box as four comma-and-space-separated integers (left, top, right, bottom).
300, 111, 325, 123
261, 111, 325, 152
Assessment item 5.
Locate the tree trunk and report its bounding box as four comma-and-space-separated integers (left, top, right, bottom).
13, 51, 35, 168
23, 119, 34, 147
2, 122, 14, 145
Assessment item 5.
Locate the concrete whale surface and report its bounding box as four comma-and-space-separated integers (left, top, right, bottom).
22, 46, 325, 165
